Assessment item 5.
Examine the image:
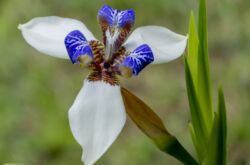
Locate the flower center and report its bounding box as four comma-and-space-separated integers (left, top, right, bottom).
64, 5, 154, 84
86, 40, 127, 85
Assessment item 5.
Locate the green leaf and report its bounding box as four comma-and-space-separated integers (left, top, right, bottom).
184, 57, 207, 159
217, 87, 227, 165
187, 11, 199, 85
205, 87, 227, 165
187, 9, 211, 135
121, 88, 198, 165
188, 123, 202, 163
197, 0, 213, 131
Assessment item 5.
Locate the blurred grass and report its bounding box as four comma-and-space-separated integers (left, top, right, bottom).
0, 0, 249, 164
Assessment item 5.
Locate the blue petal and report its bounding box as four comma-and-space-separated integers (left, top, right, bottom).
117, 9, 135, 28
98, 5, 135, 52
65, 30, 93, 64
121, 44, 154, 75
98, 5, 116, 26
98, 5, 135, 28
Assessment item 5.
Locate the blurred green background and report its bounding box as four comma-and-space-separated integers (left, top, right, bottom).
0, 0, 249, 164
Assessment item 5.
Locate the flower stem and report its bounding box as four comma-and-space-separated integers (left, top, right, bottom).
156, 137, 199, 165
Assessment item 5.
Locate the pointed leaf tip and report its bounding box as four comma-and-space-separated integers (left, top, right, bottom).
205, 87, 227, 165
217, 86, 227, 164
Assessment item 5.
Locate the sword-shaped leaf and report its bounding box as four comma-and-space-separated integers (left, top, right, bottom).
187, 11, 199, 86
197, 0, 213, 130
205, 87, 227, 165
185, 57, 206, 160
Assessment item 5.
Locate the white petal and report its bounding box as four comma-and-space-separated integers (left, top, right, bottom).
68, 80, 126, 165
18, 16, 96, 59
123, 26, 187, 64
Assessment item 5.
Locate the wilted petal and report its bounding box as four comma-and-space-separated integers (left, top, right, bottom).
18, 16, 96, 59
123, 26, 187, 64
121, 88, 198, 165
121, 87, 171, 143
68, 80, 126, 165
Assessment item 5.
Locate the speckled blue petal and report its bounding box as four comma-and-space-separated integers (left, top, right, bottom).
121, 44, 154, 75
98, 5, 135, 28
65, 30, 93, 64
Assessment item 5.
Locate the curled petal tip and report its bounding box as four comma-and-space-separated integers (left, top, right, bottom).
18, 21, 32, 30
17, 24, 24, 30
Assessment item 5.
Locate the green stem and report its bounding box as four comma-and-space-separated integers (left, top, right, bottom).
157, 137, 199, 165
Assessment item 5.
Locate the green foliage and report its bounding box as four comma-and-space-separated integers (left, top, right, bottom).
217, 87, 227, 164
186, 0, 227, 164
185, 57, 206, 160
187, 12, 199, 85
197, 0, 213, 132
205, 87, 227, 165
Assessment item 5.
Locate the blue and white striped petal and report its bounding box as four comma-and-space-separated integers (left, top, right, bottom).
117, 9, 135, 28
98, 5, 135, 29
121, 44, 154, 75
65, 30, 93, 64
98, 5, 114, 27
98, 5, 135, 53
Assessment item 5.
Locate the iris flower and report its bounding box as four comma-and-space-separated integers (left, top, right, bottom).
18, 5, 187, 165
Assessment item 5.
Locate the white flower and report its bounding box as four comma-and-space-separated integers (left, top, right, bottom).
18, 5, 187, 165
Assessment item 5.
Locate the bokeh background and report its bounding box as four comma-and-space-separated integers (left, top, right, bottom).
0, 0, 249, 164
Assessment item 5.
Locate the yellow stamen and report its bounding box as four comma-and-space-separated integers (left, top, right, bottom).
120, 66, 132, 78
78, 55, 92, 67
